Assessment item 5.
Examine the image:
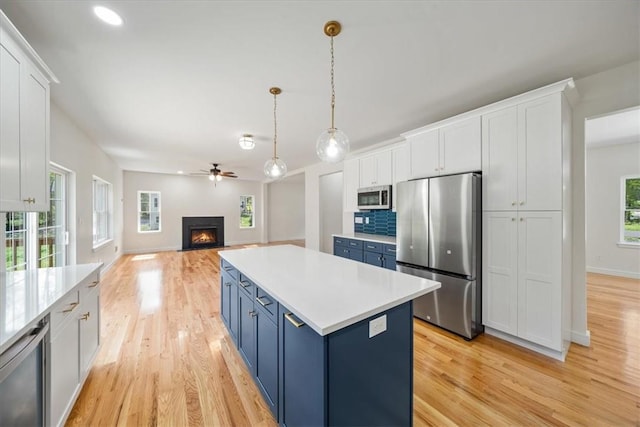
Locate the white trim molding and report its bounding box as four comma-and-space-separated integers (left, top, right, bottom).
571, 330, 591, 347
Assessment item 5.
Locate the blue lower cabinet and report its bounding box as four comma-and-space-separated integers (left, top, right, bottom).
238, 291, 256, 371
279, 309, 326, 426
221, 270, 239, 343
364, 250, 384, 267
255, 308, 278, 417
279, 302, 413, 427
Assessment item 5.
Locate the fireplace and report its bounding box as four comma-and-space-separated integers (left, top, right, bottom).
182, 216, 225, 250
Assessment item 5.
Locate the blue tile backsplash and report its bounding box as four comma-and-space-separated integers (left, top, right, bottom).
354, 210, 396, 236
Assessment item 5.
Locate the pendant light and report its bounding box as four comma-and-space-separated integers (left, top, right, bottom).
316, 20, 349, 163
264, 87, 287, 179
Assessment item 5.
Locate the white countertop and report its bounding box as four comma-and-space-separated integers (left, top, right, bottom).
0, 263, 102, 353
333, 233, 397, 245
219, 245, 439, 336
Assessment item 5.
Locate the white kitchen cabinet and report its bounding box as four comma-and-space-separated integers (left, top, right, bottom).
49, 307, 81, 427
47, 272, 100, 427
359, 150, 392, 187
408, 116, 481, 179
342, 158, 359, 212
0, 11, 56, 212
483, 211, 563, 352
392, 144, 409, 211
79, 287, 101, 379
482, 93, 564, 211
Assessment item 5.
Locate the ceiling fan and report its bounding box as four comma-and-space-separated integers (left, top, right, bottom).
191, 163, 238, 182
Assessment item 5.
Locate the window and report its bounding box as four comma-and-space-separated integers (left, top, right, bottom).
138, 191, 161, 232
4, 168, 68, 271
622, 176, 640, 244
240, 195, 254, 228
93, 176, 112, 248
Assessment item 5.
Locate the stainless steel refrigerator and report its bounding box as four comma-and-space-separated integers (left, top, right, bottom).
396, 172, 482, 339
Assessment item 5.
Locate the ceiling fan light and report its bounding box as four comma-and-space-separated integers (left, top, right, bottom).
216, 174, 222, 182
208, 174, 215, 181
316, 128, 349, 163
239, 134, 255, 150
264, 157, 287, 179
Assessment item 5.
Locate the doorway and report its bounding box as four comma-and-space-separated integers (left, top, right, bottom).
319, 172, 343, 254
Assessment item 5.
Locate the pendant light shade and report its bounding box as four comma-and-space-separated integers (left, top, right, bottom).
316, 128, 349, 163
264, 87, 287, 180
316, 21, 349, 163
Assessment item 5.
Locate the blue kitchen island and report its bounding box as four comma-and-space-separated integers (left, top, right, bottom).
219, 245, 440, 426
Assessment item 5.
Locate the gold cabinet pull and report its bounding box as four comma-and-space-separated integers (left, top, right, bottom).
80, 312, 90, 321
88, 281, 99, 288
62, 302, 79, 313
284, 312, 305, 328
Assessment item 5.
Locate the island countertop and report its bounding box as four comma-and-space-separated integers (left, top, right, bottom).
219, 245, 440, 335
0, 263, 102, 354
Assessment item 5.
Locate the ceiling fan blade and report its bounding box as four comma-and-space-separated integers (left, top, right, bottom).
220, 172, 236, 176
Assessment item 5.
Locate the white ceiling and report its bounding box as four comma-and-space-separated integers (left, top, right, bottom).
1, 1, 638, 181
585, 107, 640, 148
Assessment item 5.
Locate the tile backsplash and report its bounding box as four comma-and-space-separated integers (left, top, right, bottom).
354, 210, 396, 236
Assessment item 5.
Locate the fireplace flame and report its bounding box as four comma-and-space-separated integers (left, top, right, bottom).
192, 230, 216, 244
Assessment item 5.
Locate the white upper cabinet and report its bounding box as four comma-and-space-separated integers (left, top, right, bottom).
407, 116, 481, 179
482, 93, 564, 211
0, 11, 57, 212
359, 150, 392, 187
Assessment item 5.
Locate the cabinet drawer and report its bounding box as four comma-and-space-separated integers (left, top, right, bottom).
363, 241, 382, 252
384, 244, 397, 256
50, 290, 80, 333
333, 237, 349, 248
345, 239, 363, 250
255, 287, 278, 323
221, 259, 238, 280
238, 274, 256, 297
78, 272, 100, 301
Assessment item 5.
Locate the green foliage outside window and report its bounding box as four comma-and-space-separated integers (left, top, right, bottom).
623, 177, 640, 242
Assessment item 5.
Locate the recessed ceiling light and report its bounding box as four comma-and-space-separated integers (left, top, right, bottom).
177, 170, 184, 174
93, 6, 123, 26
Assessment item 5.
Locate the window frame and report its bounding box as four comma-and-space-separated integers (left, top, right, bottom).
620, 175, 640, 247
92, 175, 113, 249
137, 190, 162, 233
239, 195, 255, 229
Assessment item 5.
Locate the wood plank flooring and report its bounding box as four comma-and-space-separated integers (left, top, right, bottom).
67, 245, 640, 426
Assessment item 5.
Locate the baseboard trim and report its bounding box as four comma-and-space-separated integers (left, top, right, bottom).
587, 266, 640, 279
100, 255, 120, 274
124, 246, 180, 254
571, 329, 591, 347
484, 327, 569, 362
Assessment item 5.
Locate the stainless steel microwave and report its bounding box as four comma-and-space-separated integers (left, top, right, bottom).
357, 185, 391, 210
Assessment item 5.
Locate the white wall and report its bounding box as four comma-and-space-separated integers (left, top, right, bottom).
267, 174, 305, 242
571, 60, 640, 343
319, 172, 343, 253
50, 103, 123, 269
586, 142, 640, 278
303, 162, 343, 251
123, 171, 264, 253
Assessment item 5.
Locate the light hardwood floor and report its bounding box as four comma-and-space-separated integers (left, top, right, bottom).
67, 244, 639, 426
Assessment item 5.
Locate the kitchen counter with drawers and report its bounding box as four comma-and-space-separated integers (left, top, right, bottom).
219, 244, 439, 426
0, 263, 102, 354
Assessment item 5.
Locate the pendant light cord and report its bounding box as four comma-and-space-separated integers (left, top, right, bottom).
330, 35, 335, 130
273, 91, 278, 159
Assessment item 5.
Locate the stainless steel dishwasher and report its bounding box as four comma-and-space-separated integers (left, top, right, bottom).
0, 320, 49, 426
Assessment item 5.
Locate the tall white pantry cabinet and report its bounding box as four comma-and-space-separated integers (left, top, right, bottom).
0, 11, 58, 212
482, 87, 574, 360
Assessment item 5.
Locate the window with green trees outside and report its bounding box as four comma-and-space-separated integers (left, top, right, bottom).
622, 176, 640, 243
